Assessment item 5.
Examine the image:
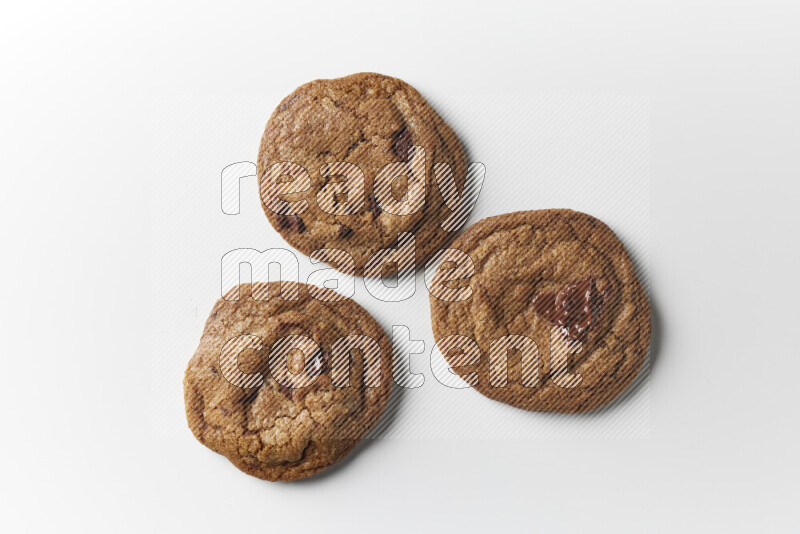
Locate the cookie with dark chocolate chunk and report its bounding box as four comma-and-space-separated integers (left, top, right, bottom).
184, 282, 393, 481
429, 210, 651, 413
257, 73, 467, 275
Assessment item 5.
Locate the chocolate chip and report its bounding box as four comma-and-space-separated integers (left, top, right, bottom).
277, 214, 305, 233
338, 224, 353, 238
555, 278, 594, 339
532, 278, 611, 340
532, 292, 559, 324
391, 127, 414, 162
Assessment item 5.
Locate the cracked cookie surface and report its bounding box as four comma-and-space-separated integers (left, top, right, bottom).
429, 210, 651, 413
257, 72, 467, 275
184, 282, 393, 481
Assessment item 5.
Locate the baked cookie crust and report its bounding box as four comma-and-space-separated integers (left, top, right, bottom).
184, 282, 393, 481
257, 72, 467, 275
429, 210, 651, 413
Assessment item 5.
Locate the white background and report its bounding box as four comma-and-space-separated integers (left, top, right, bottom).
1, 1, 798, 532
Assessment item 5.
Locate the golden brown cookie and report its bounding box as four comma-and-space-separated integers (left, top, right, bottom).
184, 282, 393, 481
257, 72, 467, 275
429, 210, 650, 413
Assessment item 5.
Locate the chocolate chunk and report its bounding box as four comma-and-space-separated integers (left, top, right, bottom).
532, 278, 611, 340
555, 278, 594, 339
532, 292, 559, 324
278, 214, 305, 233
338, 224, 353, 238
391, 127, 414, 162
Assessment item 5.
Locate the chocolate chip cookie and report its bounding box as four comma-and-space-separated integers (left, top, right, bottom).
257, 72, 467, 275
429, 210, 650, 413
184, 282, 393, 481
